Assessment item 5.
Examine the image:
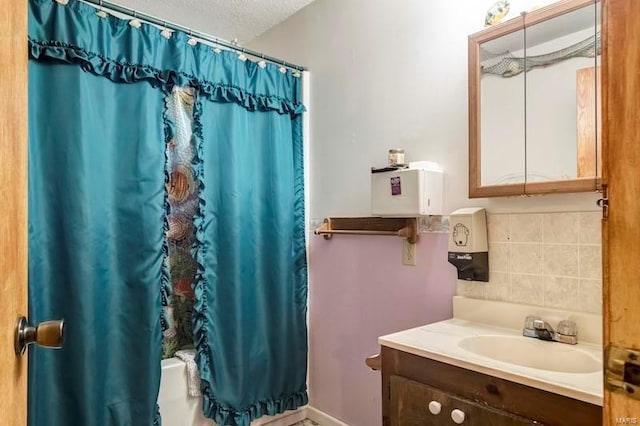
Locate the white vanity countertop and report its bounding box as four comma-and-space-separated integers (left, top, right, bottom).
379, 318, 603, 406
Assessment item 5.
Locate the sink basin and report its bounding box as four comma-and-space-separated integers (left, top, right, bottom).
458, 335, 601, 374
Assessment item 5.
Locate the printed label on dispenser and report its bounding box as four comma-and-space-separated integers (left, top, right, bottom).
390, 176, 401, 196
452, 223, 470, 247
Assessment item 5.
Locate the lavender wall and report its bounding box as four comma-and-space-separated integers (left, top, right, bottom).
307, 233, 456, 426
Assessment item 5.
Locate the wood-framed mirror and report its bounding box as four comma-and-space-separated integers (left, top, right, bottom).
469, 0, 601, 198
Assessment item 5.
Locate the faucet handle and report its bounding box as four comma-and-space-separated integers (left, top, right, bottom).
556, 320, 577, 336
533, 319, 554, 333
524, 315, 542, 330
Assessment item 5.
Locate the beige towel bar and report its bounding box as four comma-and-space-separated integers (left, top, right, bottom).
314, 217, 418, 244
365, 353, 381, 371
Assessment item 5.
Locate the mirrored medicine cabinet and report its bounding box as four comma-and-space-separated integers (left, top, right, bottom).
469, 0, 601, 198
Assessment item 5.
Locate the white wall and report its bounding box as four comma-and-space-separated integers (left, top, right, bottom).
250, 0, 601, 220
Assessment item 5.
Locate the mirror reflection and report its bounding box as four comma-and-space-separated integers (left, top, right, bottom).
476, 2, 601, 191
480, 29, 526, 186
525, 4, 600, 183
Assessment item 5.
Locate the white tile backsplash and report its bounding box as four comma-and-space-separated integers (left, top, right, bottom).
483, 271, 510, 301
510, 274, 544, 305
488, 243, 510, 272
511, 243, 543, 274
510, 214, 543, 243
579, 245, 602, 279
543, 213, 580, 244
457, 211, 602, 314
579, 279, 602, 314
579, 212, 602, 244
456, 280, 485, 299
544, 276, 580, 310
543, 244, 580, 277
487, 214, 510, 242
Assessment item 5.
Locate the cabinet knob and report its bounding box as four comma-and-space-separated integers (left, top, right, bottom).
428, 400, 441, 415
451, 409, 466, 424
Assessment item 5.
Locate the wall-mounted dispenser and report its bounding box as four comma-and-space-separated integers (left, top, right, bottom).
447, 207, 489, 282
371, 161, 443, 217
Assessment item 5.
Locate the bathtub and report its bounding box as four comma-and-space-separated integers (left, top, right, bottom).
158, 358, 307, 426
158, 358, 212, 426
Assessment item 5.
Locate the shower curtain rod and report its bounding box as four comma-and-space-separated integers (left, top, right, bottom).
78, 0, 308, 72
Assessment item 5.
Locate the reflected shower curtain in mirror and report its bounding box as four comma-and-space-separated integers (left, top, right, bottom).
28, 0, 308, 425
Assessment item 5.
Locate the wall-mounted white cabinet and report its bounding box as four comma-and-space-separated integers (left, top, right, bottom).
371, 163, 443, 217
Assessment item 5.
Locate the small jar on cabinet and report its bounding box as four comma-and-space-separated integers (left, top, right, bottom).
388, 148, 405, 166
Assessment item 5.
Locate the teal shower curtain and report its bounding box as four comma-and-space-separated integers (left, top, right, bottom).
195, 103, 308, 424
28, 62, 166, 426
28, 0, 307, 425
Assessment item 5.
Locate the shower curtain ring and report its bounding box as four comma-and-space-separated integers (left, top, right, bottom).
96, 0, 108, 18
128, 9, 142, 28
187, 29, 199, 46
160, 20, 171, 38
257, 52, 267, 68
238, 47, 247, 61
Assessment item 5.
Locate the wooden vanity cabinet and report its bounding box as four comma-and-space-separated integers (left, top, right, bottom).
381, 346, 602, 426
392, 376, 538, 425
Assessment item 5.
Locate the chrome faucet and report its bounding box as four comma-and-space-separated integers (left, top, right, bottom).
523, 316, 578, 345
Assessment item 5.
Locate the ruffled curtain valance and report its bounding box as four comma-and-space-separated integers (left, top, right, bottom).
28, 0, 305, 116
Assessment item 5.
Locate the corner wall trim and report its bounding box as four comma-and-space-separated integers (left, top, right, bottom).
255, 406, 307, 426
306, 406, 351, 426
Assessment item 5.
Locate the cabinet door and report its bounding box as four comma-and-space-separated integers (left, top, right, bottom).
390, 375, 541, 426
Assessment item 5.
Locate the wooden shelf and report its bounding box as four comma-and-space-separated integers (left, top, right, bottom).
314, 217, 419, 244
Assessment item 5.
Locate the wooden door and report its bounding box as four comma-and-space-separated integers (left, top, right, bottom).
0, 0, 28, 425
602, 0, 640, 424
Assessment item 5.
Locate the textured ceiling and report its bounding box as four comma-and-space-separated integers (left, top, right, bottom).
109, 0, 317, 44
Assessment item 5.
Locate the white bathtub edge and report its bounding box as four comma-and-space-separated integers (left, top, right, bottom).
160, 357, 311, 426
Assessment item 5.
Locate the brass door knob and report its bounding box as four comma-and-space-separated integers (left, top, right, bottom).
14, 316, 64, 356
